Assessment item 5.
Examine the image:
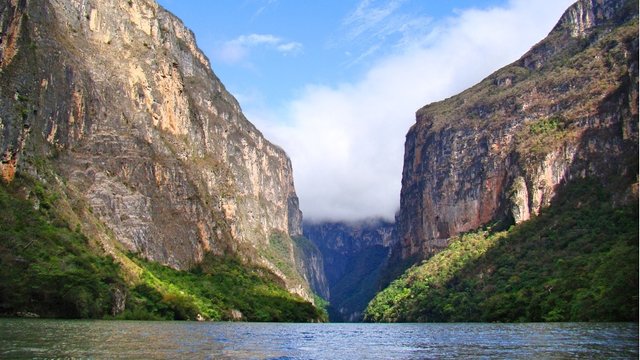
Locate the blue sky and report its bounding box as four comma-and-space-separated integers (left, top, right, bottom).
158, 0, 513, 110
157, 0, 575, 222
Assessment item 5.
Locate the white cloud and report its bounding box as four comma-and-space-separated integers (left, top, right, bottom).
217, 33, 302, 64
250, 0, 575, 222
276, 41, 303, 53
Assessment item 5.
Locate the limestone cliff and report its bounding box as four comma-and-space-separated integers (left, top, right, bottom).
0, 0, 318, 300
304, 219, 395, 321
395, 0, 638, 261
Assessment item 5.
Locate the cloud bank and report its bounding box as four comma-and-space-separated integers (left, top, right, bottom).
251, 0, 574, 223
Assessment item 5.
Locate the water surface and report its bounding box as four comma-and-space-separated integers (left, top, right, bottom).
1, 319, 637, 359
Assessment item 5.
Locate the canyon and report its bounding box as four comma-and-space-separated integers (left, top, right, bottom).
0, 0, 636, 322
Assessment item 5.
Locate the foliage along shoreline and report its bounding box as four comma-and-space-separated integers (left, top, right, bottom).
0, 175, 327, 322
365, 179, 638, 323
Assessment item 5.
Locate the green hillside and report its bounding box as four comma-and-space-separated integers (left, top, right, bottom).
0, 175, 324, 322
365, 179, 638, 322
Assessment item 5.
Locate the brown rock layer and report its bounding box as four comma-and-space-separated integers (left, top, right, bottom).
395, 0, 638, 261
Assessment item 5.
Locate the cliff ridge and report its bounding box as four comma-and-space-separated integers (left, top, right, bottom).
394, 0, 638, 261
0, 0, 324, 303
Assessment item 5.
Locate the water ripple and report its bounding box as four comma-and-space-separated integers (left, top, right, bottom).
0, 320, 637, 359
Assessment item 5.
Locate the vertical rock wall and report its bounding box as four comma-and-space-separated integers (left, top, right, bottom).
0, 0, 314, 299
395, 0, 638, 261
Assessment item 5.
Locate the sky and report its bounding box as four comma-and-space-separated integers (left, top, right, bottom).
156, 0, 575, 223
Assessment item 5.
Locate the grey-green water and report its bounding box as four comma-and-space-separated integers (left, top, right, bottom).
0, 319, 637, 359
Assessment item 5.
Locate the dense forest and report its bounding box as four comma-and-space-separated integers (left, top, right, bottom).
365, 179, 638, 322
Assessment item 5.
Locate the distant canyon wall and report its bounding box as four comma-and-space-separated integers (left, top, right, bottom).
304, 219, 395, 321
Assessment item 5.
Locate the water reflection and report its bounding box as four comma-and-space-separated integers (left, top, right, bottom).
0, 320, 637, 359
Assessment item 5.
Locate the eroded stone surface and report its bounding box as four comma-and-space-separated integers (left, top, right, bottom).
0, 0, 319, 300
395, 0, 638, 261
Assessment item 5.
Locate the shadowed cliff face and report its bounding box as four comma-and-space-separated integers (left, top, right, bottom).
395, 0, 638, 261
304, 220, 395, 322
0, 0, 321, 300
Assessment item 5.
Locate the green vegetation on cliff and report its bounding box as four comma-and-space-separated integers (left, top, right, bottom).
125, 254, 325, 322
0, 176, 324, 322
365, 179, 638, 322
0, 177, 124, 318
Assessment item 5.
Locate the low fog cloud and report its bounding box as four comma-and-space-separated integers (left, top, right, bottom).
251, 0, 574, 222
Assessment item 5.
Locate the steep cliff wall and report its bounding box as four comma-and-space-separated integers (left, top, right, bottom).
395, 0, 638, 261
0, 0, 316, 300
304, 219, 395, 321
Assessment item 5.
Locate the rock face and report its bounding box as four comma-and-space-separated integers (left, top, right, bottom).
292, 234, 330, 301
0, 0, 320, 300
395, 0, 638, 261
304, 219, 395, 321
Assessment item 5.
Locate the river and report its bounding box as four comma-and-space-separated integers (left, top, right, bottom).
0, 319, 637, 359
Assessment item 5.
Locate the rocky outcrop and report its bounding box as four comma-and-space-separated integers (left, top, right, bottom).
0, 0, 313, 299
304, 219, 395, 321
293, 235, 330, 300
395, 0, 638, 261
